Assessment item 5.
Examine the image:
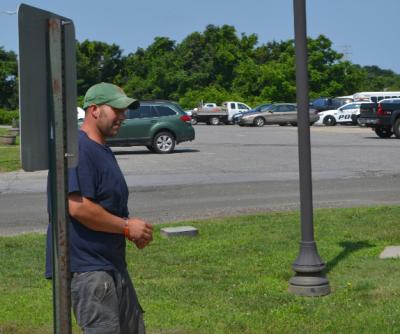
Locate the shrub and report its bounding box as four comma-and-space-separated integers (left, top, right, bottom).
0, 109, 19, 125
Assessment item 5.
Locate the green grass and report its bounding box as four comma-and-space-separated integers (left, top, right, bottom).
0, 128, 21, 172
1, 206, 400, 333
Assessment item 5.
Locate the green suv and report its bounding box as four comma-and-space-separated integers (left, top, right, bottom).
106, 100, 195, 153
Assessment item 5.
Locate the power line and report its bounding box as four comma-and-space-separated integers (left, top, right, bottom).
336, 44, 352, 61
1, 9, 17, 15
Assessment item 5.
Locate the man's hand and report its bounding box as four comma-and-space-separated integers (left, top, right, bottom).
134, 238, 151, 249
126, 218, 153, 248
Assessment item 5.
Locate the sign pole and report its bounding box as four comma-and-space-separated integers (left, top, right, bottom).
289, 0, 330, 297
48, 17, 72, 333
18, 4, 77, 332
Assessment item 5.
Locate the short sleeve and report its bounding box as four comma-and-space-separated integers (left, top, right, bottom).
68, 146, 97, 200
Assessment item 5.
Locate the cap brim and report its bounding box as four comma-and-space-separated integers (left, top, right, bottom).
107, 97, 140, 109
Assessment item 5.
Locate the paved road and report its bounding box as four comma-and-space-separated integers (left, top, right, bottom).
1, 125, 400, 235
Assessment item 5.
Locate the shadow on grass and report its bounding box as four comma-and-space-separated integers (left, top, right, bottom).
325, 240, 375, 274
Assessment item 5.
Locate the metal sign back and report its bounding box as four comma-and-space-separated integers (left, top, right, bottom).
18, 3, 78, 171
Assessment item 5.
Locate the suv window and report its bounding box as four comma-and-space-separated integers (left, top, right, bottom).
140, 105, 157, 118
126, 108, 140, 119
156, 105, 176, 117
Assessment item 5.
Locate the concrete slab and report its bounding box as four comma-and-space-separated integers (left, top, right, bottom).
160, 226, 198, 238
379, 246, 400, 259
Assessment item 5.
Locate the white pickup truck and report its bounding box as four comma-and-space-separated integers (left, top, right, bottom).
222, 101, 252, 123
191, 101, 251, 125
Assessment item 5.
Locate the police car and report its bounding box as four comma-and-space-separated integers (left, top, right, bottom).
315, 102, 366, 126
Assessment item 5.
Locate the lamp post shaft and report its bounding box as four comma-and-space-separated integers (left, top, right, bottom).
289, 0, 330, 297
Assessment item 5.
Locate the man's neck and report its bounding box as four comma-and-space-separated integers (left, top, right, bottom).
80, 124, 105, 145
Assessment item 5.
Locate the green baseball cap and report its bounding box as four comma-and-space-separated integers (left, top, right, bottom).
83, 82, 140, 110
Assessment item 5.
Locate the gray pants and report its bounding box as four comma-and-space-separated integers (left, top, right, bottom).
71, 270, 145, 334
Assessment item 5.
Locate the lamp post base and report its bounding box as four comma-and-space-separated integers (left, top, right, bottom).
289, 241, 331, 296
288, 274, 330, 296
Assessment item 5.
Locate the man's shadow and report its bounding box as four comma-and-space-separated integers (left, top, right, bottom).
325, 240, 375, 274
113, 148, 199, 155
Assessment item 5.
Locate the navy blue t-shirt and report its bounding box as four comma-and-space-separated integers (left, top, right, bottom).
45, 131, 129, 278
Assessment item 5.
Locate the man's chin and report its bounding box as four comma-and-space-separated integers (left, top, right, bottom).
109, 127, 121, 137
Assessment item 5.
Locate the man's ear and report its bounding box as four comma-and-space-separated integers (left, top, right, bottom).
87, 105, 100, 119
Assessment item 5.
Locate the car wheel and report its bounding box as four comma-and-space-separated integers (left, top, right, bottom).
253, 117, 265, 127
374, 127, 393, 138
393, 118, 400, 138
191, 117, 198, 125
146, 145, 155, 152
152, 132, 176, 153
209, 117, 220, 125
323, 115, 336, 126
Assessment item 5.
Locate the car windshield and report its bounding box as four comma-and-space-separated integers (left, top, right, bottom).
254, 103, 272, 111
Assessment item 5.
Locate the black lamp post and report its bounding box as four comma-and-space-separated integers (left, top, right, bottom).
288, 0, 330, 297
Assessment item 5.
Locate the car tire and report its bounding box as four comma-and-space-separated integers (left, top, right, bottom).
374, 127, 393, 138
351, 115, 359, 125
191, 117, 198, 125
253, 117, 265, 127
209, 117, 220, 125
393, 118, 400, 138
146, 145, 156, 152
323, 115, 336, 126
152, 131, 176, 153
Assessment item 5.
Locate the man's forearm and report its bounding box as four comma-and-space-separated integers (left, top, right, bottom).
68, 194, 125, 234
68, 194, 153, 245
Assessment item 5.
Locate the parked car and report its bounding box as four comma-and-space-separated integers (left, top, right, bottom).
314, 102, 367, 126
238, 103, 319, 127
77, 107, 85, 120
221, 101, 252, 123
357, 98, 400, 138
105, 100, 195, 153
232, 103, 272, 124
310, 96, 353, 112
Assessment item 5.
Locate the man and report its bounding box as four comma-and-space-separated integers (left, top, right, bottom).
46, 82, 153, 333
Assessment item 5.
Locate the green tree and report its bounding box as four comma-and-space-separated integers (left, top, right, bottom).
76, 40, 124, 97
359, 65, 400, 91
123, 37, 181, 100
0, 47, 18, 110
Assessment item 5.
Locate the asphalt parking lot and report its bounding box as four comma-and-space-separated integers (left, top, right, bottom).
114, 124, 398, 186
1, 124, 400, 234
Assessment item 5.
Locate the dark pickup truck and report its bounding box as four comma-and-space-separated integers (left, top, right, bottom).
358, 100, 400, 138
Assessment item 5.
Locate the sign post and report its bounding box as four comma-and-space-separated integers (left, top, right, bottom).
18, 4, 78, 332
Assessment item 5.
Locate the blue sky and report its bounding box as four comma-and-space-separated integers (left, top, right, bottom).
1, 0, 400, 74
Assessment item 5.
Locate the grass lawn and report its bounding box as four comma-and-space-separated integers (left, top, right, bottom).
0, 128, 21, 172
1, 206, 400, 333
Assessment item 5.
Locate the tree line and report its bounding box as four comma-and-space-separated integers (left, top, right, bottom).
1, 24, 400, 111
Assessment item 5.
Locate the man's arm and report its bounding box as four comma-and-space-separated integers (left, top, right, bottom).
68, 193, 153, 245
